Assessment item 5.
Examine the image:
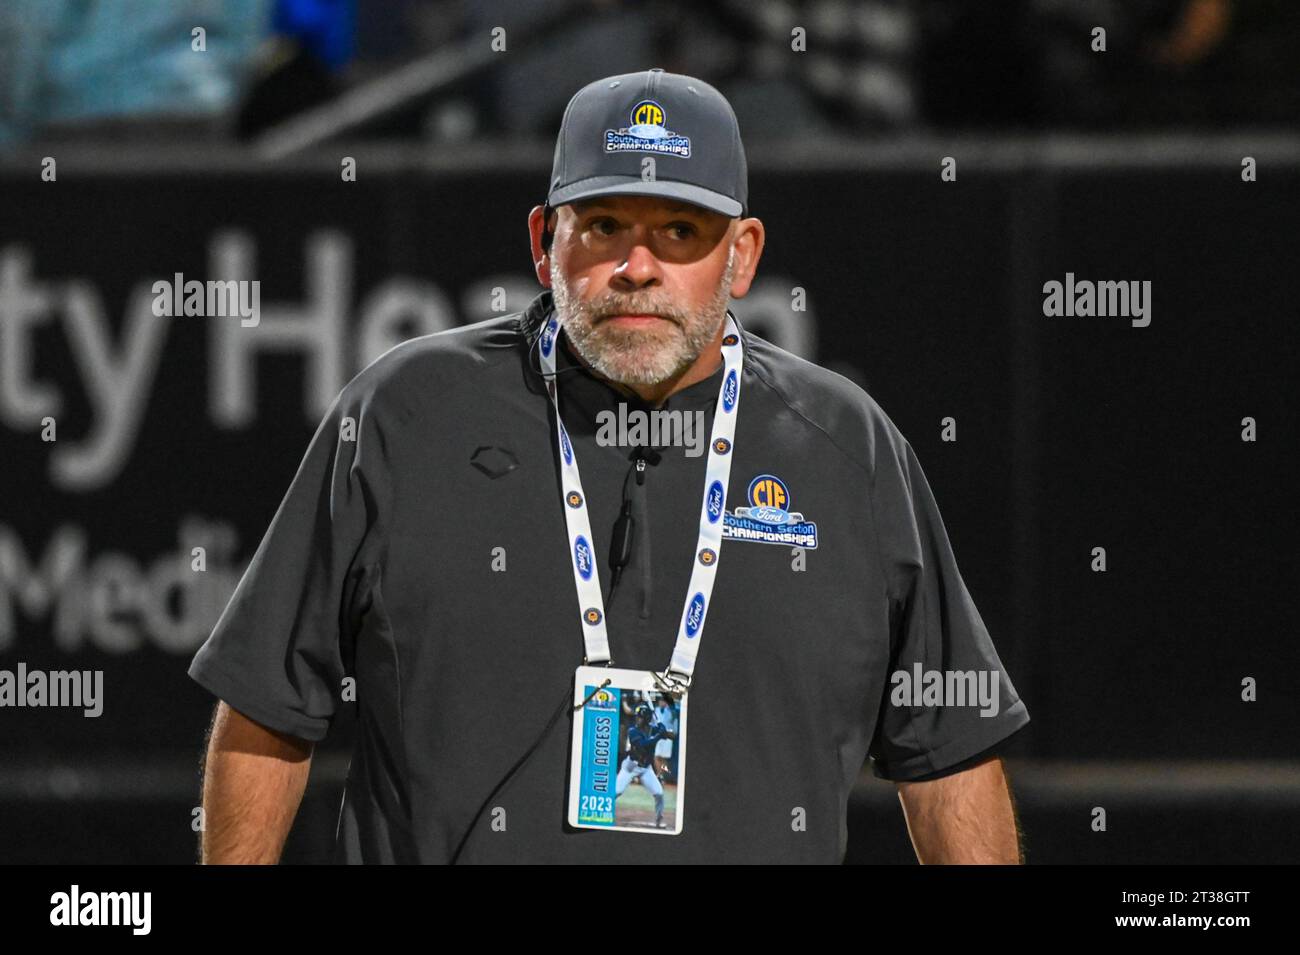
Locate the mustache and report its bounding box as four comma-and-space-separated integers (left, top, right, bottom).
591, 301, 682, 323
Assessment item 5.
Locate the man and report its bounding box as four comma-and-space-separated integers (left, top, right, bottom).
615, 703, 676, 829
191, 68, 1030, 864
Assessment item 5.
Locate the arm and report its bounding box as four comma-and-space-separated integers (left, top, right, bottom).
199, 701, 314, 864
895, 755, 1023, 864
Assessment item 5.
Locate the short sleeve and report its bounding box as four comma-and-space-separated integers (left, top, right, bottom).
188, 383, 388, 742
867, 437, 1029, 782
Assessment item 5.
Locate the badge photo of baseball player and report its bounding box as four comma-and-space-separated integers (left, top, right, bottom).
614, 695, 679, 829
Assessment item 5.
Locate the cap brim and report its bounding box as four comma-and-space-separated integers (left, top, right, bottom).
549, 177, 742, 218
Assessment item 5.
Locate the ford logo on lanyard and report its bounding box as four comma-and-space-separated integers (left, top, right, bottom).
705, 480, 725, 522
574, 535, 593, 579
559, 424, 573, 465
684, 592, 706, 638
722, 369, 738, 412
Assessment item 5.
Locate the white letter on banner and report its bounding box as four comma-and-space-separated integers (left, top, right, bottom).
209, 230, 348, 427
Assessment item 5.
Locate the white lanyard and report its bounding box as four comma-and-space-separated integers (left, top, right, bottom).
537, 310, 745, 693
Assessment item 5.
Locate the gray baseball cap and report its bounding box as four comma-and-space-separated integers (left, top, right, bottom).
547, 68, 748, 219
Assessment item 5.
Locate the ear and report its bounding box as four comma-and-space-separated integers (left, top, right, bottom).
528, 204, 555, 286
726, 217, 766, 299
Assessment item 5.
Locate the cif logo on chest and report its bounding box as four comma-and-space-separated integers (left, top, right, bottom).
722, 474, 820, 549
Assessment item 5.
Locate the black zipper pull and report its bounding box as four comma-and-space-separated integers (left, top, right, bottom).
611, 499, 635, 573
635, 457, 647, 486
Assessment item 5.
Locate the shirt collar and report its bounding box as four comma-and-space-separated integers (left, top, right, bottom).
524, 289, 732, 425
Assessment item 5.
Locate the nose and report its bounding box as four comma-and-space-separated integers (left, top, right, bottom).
611, 225, 663, 292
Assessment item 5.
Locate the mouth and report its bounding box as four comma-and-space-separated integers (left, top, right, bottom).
600, 313, 671, 327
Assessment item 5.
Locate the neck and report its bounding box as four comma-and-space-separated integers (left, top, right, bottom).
563, 326, 726, 408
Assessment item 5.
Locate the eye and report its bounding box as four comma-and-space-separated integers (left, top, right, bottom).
588, 216, 618, 236
667, 222, 697, 239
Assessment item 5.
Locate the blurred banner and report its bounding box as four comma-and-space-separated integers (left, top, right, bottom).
1, 142, 1296, 777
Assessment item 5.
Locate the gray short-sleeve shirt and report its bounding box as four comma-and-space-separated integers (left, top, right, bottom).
188, 289, 1029, 863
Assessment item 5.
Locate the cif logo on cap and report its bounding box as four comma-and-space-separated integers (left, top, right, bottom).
574, 535, 593, 579
722, 369, 738, 412
606, 101, 691, 157
631, 100, 665, 131
684, 592, 706, 637
540, 316, 558, 356
705, 480, 725, 523
747, 473, 790, 523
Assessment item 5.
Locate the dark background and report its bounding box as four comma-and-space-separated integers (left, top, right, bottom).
1, 0, 1297, 863
2, 146, 1295, 861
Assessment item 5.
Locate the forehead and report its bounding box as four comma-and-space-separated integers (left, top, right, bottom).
569, 195, 716, 218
